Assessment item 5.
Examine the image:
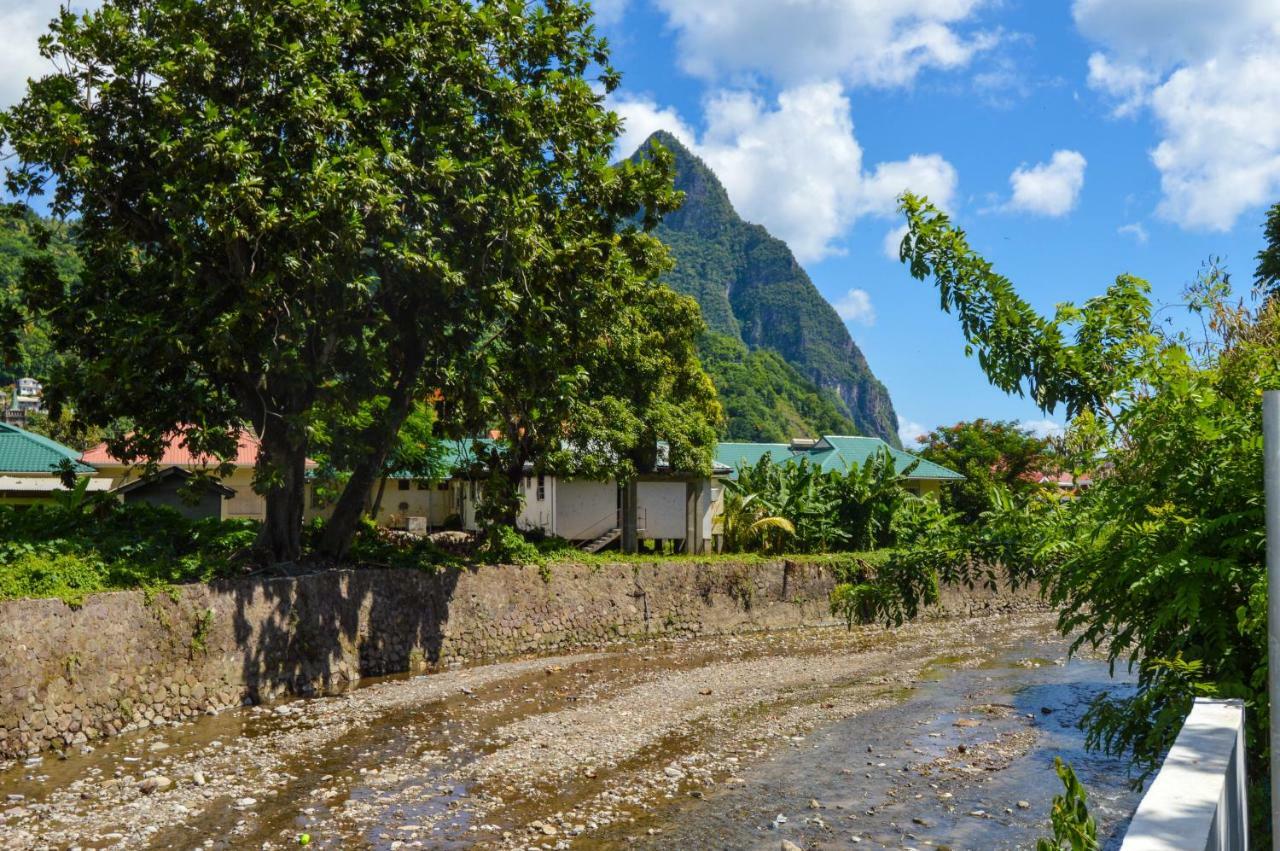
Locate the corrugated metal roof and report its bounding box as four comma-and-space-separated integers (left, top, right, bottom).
0, 423, 96, 474
81, 429, 317, 469
715, 435, 964, 481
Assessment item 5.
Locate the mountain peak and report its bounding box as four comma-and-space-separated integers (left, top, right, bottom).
631, 134, 902, 446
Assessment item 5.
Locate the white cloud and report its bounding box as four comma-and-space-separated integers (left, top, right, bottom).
1074, 0, 1280, 231
882, 224, 910, 260
1019, 418, 1065, 439
651, 0, 997, 88
1085, 53, 1156, 117
0, 2, 75, 108
898, 418, 930, 446
1118, 222, 1148, 244
609, 95, 698, 163
611, 84, 958, 262
1007, 150, 1087, 217
833, 288, 876, 325
589, 0, 629, 27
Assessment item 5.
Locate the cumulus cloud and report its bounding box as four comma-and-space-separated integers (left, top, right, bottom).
1074, 0, 1280, 231
833, 288, 876, 325
0, 2, 77, 108
1019, 418, 1065, 439
589, 0, 629, 27
611, 84, 958, 262
898, 418, 930, 446
651, 0, 997, 88
1007, 150, 1087, 217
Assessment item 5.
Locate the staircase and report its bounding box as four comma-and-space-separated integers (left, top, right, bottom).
581, 527, 621, 554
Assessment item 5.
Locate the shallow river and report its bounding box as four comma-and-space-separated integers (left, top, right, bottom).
0, 613, 1143, 850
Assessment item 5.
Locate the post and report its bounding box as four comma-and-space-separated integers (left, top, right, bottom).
621, 479, 639, 554
1264, 389, 1280, 843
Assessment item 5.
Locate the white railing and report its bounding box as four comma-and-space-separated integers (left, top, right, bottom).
1119, 698, 1248, 851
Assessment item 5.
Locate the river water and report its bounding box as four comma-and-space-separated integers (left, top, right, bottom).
605, 637, 1142, 850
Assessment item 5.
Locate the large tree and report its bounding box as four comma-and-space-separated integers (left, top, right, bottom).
3, 0, 674, 562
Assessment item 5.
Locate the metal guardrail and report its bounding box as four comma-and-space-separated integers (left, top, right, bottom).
1119, 698, 1248, 851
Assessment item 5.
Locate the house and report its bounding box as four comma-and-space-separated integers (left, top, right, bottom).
9, 378, 44, 413
714, 435, 964, 497
113, 466, 237, 521
441, 440, 731, 553
81, 430, 313, 521
0, 423, 111, 506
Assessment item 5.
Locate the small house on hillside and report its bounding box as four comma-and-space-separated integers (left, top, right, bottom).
0, 423, 110, 506
113, 466, 237, 521
715, 435, 964, 497
81, 430, 316, 522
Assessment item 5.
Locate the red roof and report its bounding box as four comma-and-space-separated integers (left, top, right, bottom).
81, 429, 316, 468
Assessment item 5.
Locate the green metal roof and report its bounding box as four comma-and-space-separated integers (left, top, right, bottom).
0, 423, 96, 474
715, 435, 963, 481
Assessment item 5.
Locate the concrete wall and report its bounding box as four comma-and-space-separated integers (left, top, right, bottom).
637, 481, 686, 540
0, 560, 1040, 760
547, 480, 616, 540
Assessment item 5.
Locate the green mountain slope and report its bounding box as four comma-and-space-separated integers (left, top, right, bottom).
635, 131, 901, 446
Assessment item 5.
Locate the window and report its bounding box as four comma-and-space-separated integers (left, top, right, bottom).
416, 480, 431, 490
398, 479, 410, 491
536, 474, 546, 502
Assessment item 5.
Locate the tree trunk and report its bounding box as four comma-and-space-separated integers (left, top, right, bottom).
369, 476, 389, 521
320, 367, 421, 559
255, 425, 309, 564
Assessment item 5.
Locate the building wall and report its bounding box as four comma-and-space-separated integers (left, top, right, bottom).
96, 464, 265, 521
553, 479, 618, 540
636, 481, 686, 540
119, 477, 227, 521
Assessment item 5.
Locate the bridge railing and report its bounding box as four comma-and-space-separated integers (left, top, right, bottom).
1119, 698, 1248, 851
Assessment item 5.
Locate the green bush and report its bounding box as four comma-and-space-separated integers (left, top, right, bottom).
0, 497, 259, 604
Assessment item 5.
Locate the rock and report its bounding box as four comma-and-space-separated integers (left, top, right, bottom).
235, 797, 257, 808
192, 770, 206, 786
663, 766, 685, 779
808, 798, 822, 809
541, 823, 558, 836
781, 842, 803, 851
138, 776, 172, 795
952, 719, 980, 728
1017, 800, 1031, 809
1040, 706, 1054, 715
149, 741, 169, 752
912, 817, 931, 827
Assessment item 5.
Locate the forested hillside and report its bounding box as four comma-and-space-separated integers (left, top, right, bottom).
634, 131, 901, 446
0, 212, 79, 386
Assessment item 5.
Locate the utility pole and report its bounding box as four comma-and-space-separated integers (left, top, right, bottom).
1263, 389, 1280, 843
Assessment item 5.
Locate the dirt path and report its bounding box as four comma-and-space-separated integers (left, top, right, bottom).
0, 612, 1087, 850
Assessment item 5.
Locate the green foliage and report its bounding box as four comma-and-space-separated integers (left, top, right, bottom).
631, 131, 900, 445
722, 451, 930, 556
915, 419, 1053, 523
0, 500, 257, 605
1257, 201, 1280, 299
4, 0, 679, 564
0, 209, 79, 385
699, 332, 856, 441
1036, 758, 1099, 851
895, 193, 1280, 839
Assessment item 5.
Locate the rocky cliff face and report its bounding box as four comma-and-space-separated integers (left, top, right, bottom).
633, 131, 901, 446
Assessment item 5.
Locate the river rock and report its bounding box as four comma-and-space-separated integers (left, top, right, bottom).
781, 841, 803, 851
138, 776, 171, 794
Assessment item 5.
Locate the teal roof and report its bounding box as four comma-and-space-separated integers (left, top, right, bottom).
715, 435, 963, 481
0, 423, 96, 474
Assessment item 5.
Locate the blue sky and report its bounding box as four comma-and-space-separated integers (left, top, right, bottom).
591, 0, 1280, 442
2, 1, 1277, 443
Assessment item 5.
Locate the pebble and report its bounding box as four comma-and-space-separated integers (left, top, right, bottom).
781, 841, 803, 851
1017, 800, 1031, 809
192, 770, 206, 786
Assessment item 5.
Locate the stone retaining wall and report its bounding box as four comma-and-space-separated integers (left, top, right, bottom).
0, 560, 1038, 759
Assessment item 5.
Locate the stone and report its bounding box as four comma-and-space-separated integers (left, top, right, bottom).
1017, 800, 1031, 810
192, 770, 206, 786
138, 776, 171, 795
781, 842, 803, 851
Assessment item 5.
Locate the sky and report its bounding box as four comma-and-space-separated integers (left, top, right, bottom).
1, 1, 1278, 443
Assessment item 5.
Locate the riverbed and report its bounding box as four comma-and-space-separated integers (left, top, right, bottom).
0, 611, 1141, 849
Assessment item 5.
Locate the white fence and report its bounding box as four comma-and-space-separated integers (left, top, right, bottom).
1119, 698, 1248, 851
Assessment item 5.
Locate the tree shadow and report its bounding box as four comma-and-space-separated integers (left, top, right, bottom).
222, 566, 465, 703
